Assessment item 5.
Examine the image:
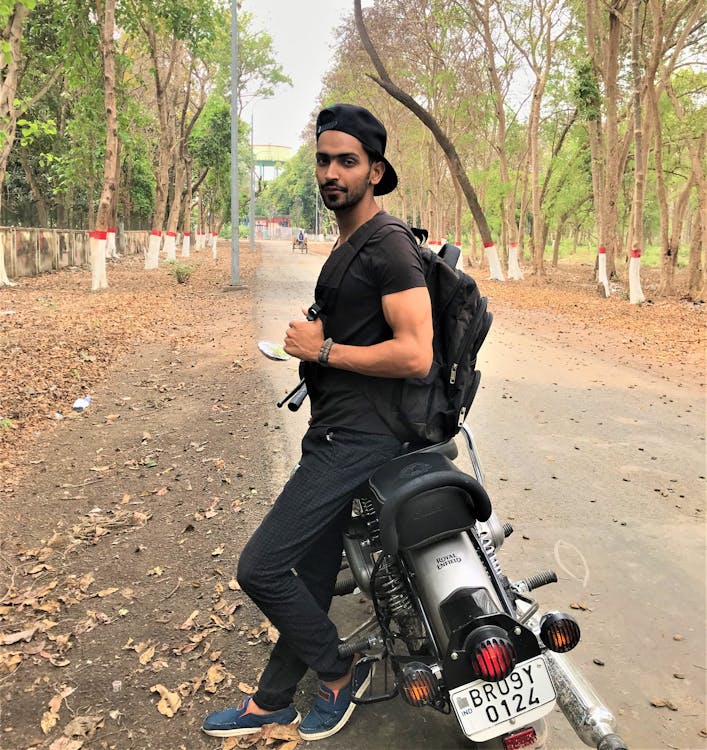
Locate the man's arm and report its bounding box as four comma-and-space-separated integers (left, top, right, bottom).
284, 286, 433, 379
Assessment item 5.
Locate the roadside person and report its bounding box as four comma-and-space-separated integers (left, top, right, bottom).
201, 103, 433, 741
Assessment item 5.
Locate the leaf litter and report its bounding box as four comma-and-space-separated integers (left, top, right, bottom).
0, 250, 701, 749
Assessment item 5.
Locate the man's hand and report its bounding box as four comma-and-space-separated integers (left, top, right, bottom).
284, 315, 324, 361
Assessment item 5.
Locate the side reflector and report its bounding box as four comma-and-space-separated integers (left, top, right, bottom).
399, 662, 440, 706
465, 625, 516, 682
540, 612, 581, 652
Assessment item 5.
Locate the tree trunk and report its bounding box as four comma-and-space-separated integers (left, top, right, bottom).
91, 0, 118, 290
552, 223, 564, 267
142, 26, 179, 269
687, 204, 704, 300
18, 150, 49, 227
474, 0, 519, 253
628, 0, 645, 304
0, 4, 29, 286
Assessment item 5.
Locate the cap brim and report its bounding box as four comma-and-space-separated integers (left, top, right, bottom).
374, 157, 398, 196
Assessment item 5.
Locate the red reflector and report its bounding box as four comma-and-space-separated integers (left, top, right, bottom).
503, 726, 538, 750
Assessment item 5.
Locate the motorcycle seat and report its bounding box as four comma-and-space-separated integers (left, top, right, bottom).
369, 452, 492, 555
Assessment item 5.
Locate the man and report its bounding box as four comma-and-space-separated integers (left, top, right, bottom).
202, 104, 433, 741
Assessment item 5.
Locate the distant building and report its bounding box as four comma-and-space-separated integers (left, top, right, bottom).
253, 144, 291, 185
256, 215, 291, 240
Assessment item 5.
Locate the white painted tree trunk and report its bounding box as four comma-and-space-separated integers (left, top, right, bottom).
629, 250, 645, 304
0, 233, 15, 286
196, 232, 205, 249
164, 231, 177, 260
90, 230, 108, 290
106, 228, 117, 258
211, 232, 218, 259
597, 247, 610, 297
507, 241, 524, 280
145, 230, 161, 269
484, 242, 505, 281
181, 231, 191, 258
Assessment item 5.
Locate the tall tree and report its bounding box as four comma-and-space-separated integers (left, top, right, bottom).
89, 0, 118, 290
0, 0, 60, 286
628, 0, 646, 303
353, 0, 503, 277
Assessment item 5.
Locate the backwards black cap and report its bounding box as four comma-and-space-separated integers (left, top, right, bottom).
315, 103, 398, 196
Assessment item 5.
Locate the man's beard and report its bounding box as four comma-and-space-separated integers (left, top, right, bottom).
318, 170, 371, 211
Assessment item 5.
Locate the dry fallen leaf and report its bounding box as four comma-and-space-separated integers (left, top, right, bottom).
204, 663, 228, 693
569, 602, 590, 611
650, 697, 678, 711
49, 738, 84, 750
261, 723, 301, 742
139, 644, 156, 665
150, 684, 182, 717
41, 685, 75, 734
63, 714, 104, 738
0, 625, 38, 645
238, 681, 256, 695
177, 610, 199, 630
0, 652, 23, 673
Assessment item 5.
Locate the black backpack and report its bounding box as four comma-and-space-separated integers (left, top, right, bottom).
309, 211, 492, 445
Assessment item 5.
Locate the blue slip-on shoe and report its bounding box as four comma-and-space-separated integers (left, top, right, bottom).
298, 658, 374, 741
201, 696, 301, 737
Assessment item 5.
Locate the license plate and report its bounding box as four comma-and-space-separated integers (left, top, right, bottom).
449, 656, 556, 742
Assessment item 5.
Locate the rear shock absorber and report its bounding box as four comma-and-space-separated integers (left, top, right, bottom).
476, 523, 503, 577
358, 496, 381, 544
375, 557, 413, 617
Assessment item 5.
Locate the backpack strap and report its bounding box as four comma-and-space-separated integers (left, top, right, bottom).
312, 211, 406, 316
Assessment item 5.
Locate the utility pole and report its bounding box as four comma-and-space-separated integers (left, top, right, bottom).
249, 109, 255, 253
229, 0, 240, 285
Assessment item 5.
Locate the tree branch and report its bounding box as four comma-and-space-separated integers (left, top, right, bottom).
353, 0, 492, 242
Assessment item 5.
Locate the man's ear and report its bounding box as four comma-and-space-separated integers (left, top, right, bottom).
369, 160, 385, 189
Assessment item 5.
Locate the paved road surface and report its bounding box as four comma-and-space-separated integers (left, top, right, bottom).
254, 240, 706, 750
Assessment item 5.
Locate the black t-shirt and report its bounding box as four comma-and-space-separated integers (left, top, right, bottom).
308, 216, 427, 435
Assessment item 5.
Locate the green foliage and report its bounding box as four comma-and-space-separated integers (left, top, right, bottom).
230, 10, 292, 108
0, 416, 13, 432
256, 145, 319, 231
572, 58, 602, 121
16, 117, 57, 146
166, 259, 195, 283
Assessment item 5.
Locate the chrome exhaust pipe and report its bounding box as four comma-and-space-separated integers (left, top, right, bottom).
543, 651, 628, 750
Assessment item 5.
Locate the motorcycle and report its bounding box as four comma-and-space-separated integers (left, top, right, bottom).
257, 345, 628, 750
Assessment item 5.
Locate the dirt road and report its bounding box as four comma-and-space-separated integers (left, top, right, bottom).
255, 240, 706, 750
0, 240, 704, 750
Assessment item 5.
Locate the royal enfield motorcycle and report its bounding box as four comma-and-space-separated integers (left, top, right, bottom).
258, 355, 628, 750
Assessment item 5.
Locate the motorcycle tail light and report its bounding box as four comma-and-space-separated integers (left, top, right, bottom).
399, 662, 440, 706
503, 726, 538, 750
466, 625, 516, 682
540, 612, 581, 653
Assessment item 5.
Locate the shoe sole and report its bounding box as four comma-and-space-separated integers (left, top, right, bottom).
298, 664, 375, 742
202, 713, 301, 738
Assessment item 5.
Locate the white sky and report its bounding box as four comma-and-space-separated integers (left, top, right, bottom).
243, 0, 371, 152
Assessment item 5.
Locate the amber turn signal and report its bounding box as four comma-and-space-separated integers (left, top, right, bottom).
399, 662, 440, 706
540, 611, 581, 652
